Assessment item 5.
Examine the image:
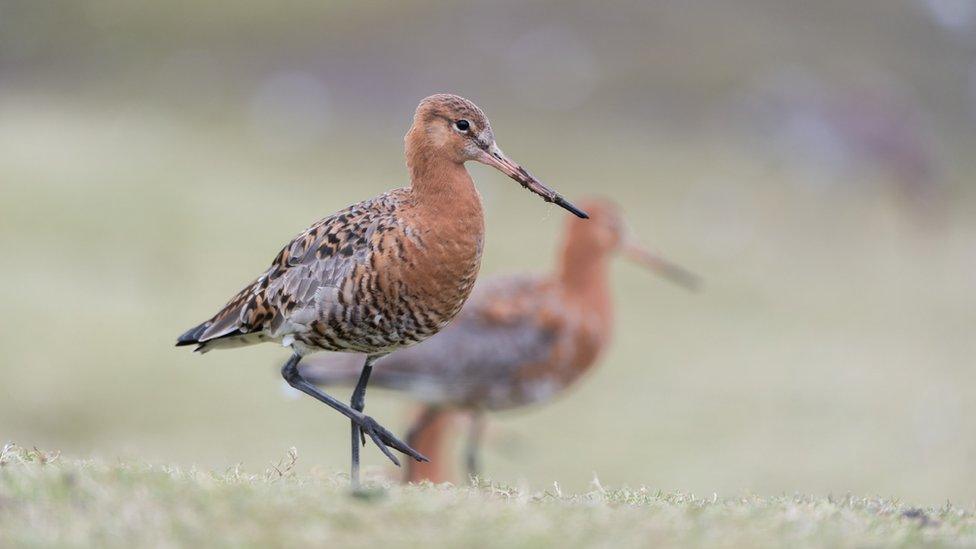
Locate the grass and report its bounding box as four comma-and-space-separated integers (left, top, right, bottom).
1, 444, 974, 548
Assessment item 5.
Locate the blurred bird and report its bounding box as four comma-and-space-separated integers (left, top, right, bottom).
176, 94, 587, 488
299, 199, 699, 483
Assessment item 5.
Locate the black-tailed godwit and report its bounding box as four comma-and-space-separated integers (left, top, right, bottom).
177, 94, 587, 488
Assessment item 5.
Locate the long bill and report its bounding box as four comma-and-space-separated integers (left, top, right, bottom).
478, 144, 589, 219
622, 239, 702, 292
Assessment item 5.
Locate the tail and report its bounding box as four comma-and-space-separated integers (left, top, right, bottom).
176, 280, 264, 353
175, 319, 259, 353
175, 321, 211, 348
404, 405, 461, 484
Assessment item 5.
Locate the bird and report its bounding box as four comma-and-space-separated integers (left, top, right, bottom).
298, 198, 699, 483
176, 93, 588, 488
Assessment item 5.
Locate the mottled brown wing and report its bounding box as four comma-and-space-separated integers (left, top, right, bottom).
182, 190, 405, 350
299, 275, 560, 406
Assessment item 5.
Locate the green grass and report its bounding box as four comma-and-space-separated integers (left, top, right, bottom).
1, 444, 973, 548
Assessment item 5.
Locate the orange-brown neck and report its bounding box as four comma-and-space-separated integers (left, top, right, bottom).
557, 234, 615, 336
396, 128, 486, 336
406, 131, 483, 217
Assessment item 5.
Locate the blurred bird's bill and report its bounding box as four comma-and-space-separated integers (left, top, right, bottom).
622, 240, 702, 292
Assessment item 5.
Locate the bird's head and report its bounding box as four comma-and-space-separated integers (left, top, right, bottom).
407, 94, 588, 219
563, 197, 701, 291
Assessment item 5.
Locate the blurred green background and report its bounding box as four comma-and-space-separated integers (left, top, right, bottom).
1, 0, 974, 506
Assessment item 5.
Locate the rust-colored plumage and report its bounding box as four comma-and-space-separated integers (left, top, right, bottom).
300, 199, 699, 483
177, 94, 586, 488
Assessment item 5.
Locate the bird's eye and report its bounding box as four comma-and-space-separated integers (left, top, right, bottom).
454, 119, 471, 132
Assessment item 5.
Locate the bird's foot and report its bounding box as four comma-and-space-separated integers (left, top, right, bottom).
354, 413, 429, 467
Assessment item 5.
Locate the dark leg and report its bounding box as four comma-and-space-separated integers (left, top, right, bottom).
349, 355, 380, 489
280, 354, 428, 481
403, 405, 442, 483
465, 411, 485, 479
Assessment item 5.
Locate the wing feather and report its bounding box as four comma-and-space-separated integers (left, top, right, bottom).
183, 190, 405, 349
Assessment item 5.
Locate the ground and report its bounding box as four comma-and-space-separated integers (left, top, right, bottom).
1, 444, 972, 548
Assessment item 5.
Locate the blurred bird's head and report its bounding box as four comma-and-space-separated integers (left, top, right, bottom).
563, 197, 701, 291
406, 94, 587, 218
